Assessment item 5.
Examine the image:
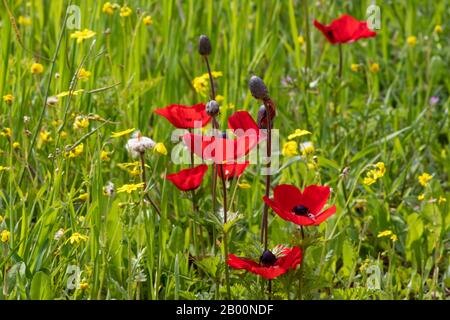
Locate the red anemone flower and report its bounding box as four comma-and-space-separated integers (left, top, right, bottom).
154, 103, 211, 129
313, 14, 376, 44
182, 133, 259, 163
166, 164, 208, 191
228, 110, 266, 142
263, 184, 336, 226
217, 162, 249, 180
227, 246, 302, 280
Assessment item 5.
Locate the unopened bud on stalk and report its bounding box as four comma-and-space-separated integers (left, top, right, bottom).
249, 75, 269, 100
257, 105, 274, 129
206, 100, 220, 116
198, 35, 212, 56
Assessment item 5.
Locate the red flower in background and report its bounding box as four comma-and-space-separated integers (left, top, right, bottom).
154, 103, 211, 129
217, 162, 249, 180
314, 14, 376, 44
263, 184, 336, 226
166, 164, 208, 191
227, 246, 302, 280
183, 133, 259, 163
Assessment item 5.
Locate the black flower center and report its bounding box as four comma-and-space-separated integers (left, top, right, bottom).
292, 205, 310, 216
260, 250, 277, 267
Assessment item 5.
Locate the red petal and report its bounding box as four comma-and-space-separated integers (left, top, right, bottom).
312, 205, 336, 225
273, 184, 303, 212
228, 111, 259, 135
166, 164, 208, 191
300, 185, 331, 215
217, 162, 249, 180
154, 103, 211, 129
314, 14, 376, 44
276, 247, 303, 271
263, 196, 315, 226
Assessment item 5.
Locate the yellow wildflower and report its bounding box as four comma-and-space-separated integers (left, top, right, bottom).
375, 162, 386, 176
102, 2, 118, 15
237, 182, 251, 189
73, 116, 89, 130
300, 141, 315, 156
68, 232, 88, 244
288, 129, 311, 140
3, 94, 14, 105
407, 36, 417, 46
418, 173, 432, 187
12, 142, 20, 149
390, 234, 398, 242
56, 89, 84, 98
18, 16, 32, 26
417, 194, 425, 201
101, 150, 110, 161
78, 193, 89, 201
434, 25, 443, 33
438, 196, 447, 205
1, 128, 12, 138
363, 162, 386, 186
111, 128, 135, 138
282, 141, 298, 157
215, 95, 224, 103
377, 230, 393, 238
60, 131, 68, 139
1, 230, 10, 243
39, 130, 53, 143
117, 182, 145, 194
297, 35, 305, 46
192, 72, 223, 96
143, 15, 153, 26
369, 63, 380, 73
120, 5, 132, 17
31, 62, 44, 75
66, 143, 84, 158
154, 142, 168, 155
70, 29, 96, 44
351, 64, 361, 72
79, 281, 89, 290
77, 68, 92, 81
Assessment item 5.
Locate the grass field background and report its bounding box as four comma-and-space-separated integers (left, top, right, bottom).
0, 0, 449, 300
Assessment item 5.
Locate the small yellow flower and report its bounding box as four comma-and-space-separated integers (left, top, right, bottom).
192, 72, 223, 96
56, 89, 84, 98
78, 193, 89, 201
407, 36, 417, 47
60, 131, 68, 139
369, 63, 380, 73
390, 234, 398, 242
297, 35, 305, 46
143, 15, 153, 26
3, 94, 14, 105
375, 162, 386, 176
117, 182, 145, 194
12, 142, 20, 149
66, 143, 84, 158
438, 196, 447, 205
39, 130, 53, 143
1, 230, 10, 243
79, 281, 89, 290
288, 129, 311, 140
300, 142, 314, 156
363, 176, 376, 186
282, 141, 298, 157
363, 162, 386, 186
120, 5, 132, 17
73, 116, 89, 130
70, 29, 96, 44
215, 95, 225, 103
434, 25, 443, 33
101, 150, 110, 161
351, 64, 361, 72
154, 142, 167, 156
31, 63, 44, 75
102, 2, 118, 15
377, 230, 393, 238
418, 172, 432, 187
77, 68, 92, 81
111, 128, 135, 138
1, 128, 12, 138
18, 15, 32, 26
307, 161, 318, 170
237, 182, 251, 189
417, 194, 425, 201
68, 232, 88, 244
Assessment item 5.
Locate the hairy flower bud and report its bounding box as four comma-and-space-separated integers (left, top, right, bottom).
198, 35, 212, 56
249, 75, 269, 100
206, 100, 220, 116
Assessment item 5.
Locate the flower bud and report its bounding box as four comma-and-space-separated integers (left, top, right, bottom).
249, 75, 268, 100
198, 35, 212, 56
206, 100, 220, 116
